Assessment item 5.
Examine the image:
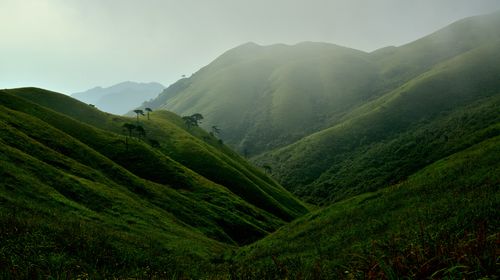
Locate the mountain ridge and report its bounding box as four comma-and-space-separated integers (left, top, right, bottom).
72, 81, 165, 115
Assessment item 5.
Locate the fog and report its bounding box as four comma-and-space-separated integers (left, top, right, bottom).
1, 0, 500, 94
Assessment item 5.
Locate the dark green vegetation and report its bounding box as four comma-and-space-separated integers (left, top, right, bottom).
235, 135, 499, 279
258, 44, 500, 204
0, 88, 306, 278
2, 11, 500, 279
72, 81, 164, 115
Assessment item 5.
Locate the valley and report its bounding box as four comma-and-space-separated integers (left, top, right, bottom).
1, 10, 499, 280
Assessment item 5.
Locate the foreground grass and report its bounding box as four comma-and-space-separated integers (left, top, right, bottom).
234, 135, 500, 279
1, 88, 498, 278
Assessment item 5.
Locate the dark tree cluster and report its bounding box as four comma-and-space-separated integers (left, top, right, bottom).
182, 113, 204, 128
122, 107, 160, 150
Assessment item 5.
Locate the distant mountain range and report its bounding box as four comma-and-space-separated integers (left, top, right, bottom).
72, 81, 164, 115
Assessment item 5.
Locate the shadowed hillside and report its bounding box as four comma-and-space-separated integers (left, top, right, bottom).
234, 134, 499, 279
257, 40, 500, 204
0, 88, 306, 278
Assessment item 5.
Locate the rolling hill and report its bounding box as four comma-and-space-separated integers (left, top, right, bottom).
0, 88, 307, 278
140, 11, 500, 159
2, 11, 500, 280
72, 81, 164, 115
136, 11, 500, 205
141, 42, 379, 156
235, 133, 500, 279
256, 41, 500, 204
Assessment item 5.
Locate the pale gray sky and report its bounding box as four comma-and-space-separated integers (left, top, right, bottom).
2, 0, 500, 94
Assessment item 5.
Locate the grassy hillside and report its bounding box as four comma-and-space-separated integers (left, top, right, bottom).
2, 11, 499, 279
0, 88, 306, 278
256, 40, 500, 204
372, 10, 500, 90
233, 134, 500, 279
10, 88, 307, 220
141, 12, 500, 159
142, 42, 379, 156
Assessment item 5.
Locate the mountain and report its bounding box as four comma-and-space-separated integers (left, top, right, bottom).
0, 87, 307, 278
140, 11, 500, 204
72, 81, 164, 115
3, 11, 500, 280
141, 12, 500, 158
141, 42, 379, 156
257, 42, 500, 204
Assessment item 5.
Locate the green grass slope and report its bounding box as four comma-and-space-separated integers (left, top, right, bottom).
141, 12, 500, 159
0, 89, 306, 277
372, 10, 500, 90
257, 40, 500, 204
234, 134, 500, 279
9, 88, 307, 220
142, 42, 379, 156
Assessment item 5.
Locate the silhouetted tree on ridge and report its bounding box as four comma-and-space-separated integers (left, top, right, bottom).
145, 108, 153, 120
133, 109, 144, 124
182, 113, 204, 129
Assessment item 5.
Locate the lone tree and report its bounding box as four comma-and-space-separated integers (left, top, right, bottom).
182, 113, 204, 129
191, 113, 204, 125
133, 109, 145, 123
145, 108, 153, 120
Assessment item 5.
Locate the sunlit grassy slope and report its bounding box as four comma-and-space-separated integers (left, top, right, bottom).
0, 89, 306, 278
256, 40, 500, 204
234, 134, 499, 279
8, 88, 307, 220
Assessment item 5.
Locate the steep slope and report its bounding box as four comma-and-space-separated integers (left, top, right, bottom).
0, 88, 306, 277
257, 41, 500, 203
235, 134, 500, 279
141, 12, 500, 157
142, 42, 379, 156
10, 88, 307, 220
372, 10, 500, 89
72, 81, 164, 115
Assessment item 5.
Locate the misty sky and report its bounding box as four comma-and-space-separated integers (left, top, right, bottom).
2, 0, 500, 94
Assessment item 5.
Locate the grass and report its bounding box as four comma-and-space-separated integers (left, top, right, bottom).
2, 11, 500, 278
256, 40, 500, 204
233, 134, 500, 279
9, 88, 308, 220
0, 88, 307, 277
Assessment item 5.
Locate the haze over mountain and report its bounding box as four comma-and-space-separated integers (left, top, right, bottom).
141, 11, 500, 204
1, 8, 499, 279
72, 81, 164, 115
143, 12, 500, 155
